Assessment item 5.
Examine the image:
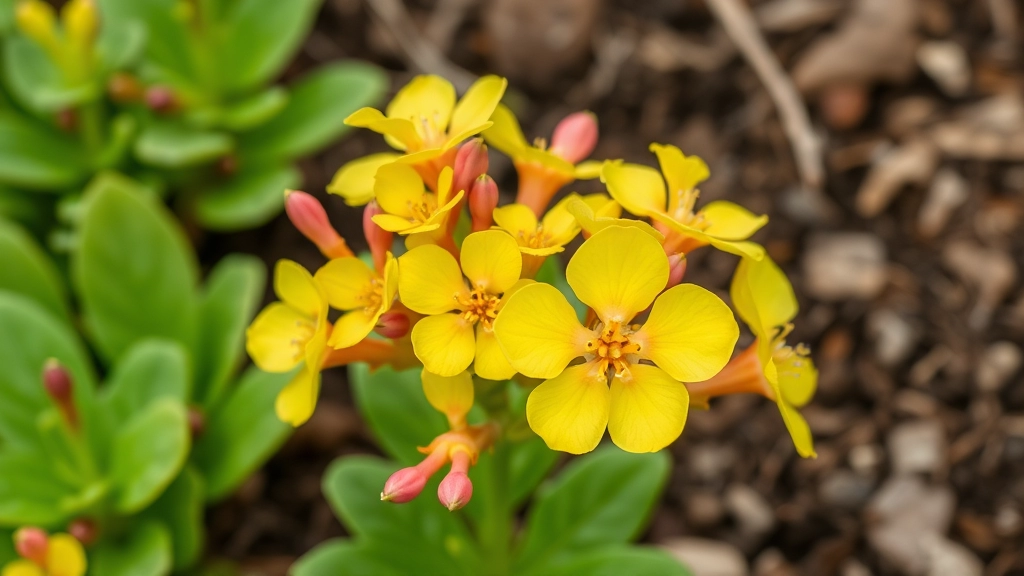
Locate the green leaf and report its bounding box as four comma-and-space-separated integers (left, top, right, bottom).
323, 456, 481, 575
0, 292, 96, 450
513, 447, 670, 571
100, 339, 191, 428
534, 256, 586, 321
238, 62, 388, 162
212, 0, 321, 93
0, 217, 69, 319
193, 255, 266, 407
0, 449, 76, 525
2, 37, 97, 113
194, 164, 300, 231
543, 546, 692, 576
0, 110, 90, 190
73, 172, 199, 363
95, 20, 148, 72
509, 434, 559, 507
0, 529, 15, 566
350, 363, 447, 466
96, 0, 198, 88
192, 367, 294, 501
0, 186, 52, 232
134, 121, 234, 168
145, 466, 205, 570
109, 398, 191, 513
292, 540, 404, 576
220, 86, 288, 131
91, 521, 173, 576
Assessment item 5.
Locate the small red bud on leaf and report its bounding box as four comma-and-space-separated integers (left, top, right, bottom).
550, 112, 598, 163
453, 138, 489, 196
67, 519, 98, 546
285, 190, 352, 259
43, 359, 78, 430
107, 73, 143, 102
187, 406, 206, 438
469, 175, 499, 232
14, 527, 48, 565
145, 86, 177, 113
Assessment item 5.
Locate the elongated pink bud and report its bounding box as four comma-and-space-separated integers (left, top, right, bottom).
666, 253, 687, 288
43, 359, 78, 430
469, 175, 499, 232
382, 446, 449, 504
285, 190, 353, 260
437, 451, 473, 511
14, 527, 48, 565
550, 112, 598, 164
374, 310, 410, 339
363, 201, 392, 273
453, 139, 489, 196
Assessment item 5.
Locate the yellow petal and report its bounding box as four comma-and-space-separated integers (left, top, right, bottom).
374, 162, 425, 218
246, 303, 311, 372
493, 283, 591, 379
540, 193, 583, 247
274, 260, 323, 318
482, 103, 528, 157
411, 313, 477, 377
326, 153, 402, 206
47, 534, 87, 576
386, 75, 456, 133
448, 75, 508, 145
1, 560, 45, 576
700, 201, 768, 241
651, 214, 766, 260
729, 254, 797, 339
566, 226, 668, 322
315, 257, 375, 311
777, 352, 817, 408
474, 325, 516, 380
574, 160, 603, 180
583, 193, 620, 218
492, 203, 538, 235
633, 284, 739, 382
422, 369, 474, 425
566, 197, 664, 241
275, 364, 321, 426
398, 244, 469, 314
649, 143, 709, 192
608, 365, 689, 453
345, 108, 421, 151
600, 160, 666, 216
381, 252, 399, 308
460, 230, 522, 294
526, 363, 610, 454
775, 394, 816, 458
327, 309, 376, 349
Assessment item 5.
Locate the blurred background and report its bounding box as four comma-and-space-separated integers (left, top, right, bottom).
203, 0, 1024, 575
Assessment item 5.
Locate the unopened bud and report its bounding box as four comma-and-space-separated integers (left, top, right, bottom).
374, 310, 409, 340
550, 112, 598, 164
285, 190, 352, 259
381, 466, 429, 504
218, 154, 238, 176
187, 406, 205, 438
453, 139, 489, 196
469, 175, 499, 233
145, 86, 177, 113
437, 451, 473, 511
67, 519, 98, 546
14, 527, 48, 565
666, 253, 687, 288
15, 1, 59, 54
43, 359, 78, 430
363, 201, 392, 272
108, 73, 143, 102
56, 108, 77, 132
62, 0, 99, 48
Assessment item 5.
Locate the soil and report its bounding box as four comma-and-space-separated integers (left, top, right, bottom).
202, 1, 1024, 574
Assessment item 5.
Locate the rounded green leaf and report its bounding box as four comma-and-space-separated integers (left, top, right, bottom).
2, 37, 97, 113
219, 87, 289, 131
194, 164, 300, 231
292, 540, 403, 576
144, 466, 205, 570
0, 110, 90, 190
110, 399, 191, 513
0, 217, 68, 319
90, 521, 173, 576
134, 122, 234, 168
547, 546, 692, 576
100, 339, 191, 426
0, 449, 77, 525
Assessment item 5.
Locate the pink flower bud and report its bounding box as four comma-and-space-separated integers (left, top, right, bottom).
437, 451, 473, 511
68, 519, 98, 546
666, 253, 687, 288
453, 139, 489, 196
14, 527, 48, 565
145, 86, 177, 113
381, 466, 430, 504
550, 112, 598, 164
363, 201, 393, 273
469, 175, 499, 232
374, 310, 410, 340
285, 190, 352, 260
43, 359, 78, 430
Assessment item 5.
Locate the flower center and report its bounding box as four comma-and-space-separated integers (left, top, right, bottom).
457, 288, 501, 328
290, 318, 317, 362
516, 226, 552, 249
771, 324, 811, 380
668, 188, 708, 230
358, 277, 385, 316
414, 114, 448, 150
407, 193, 439, 223
585, 321, 642, 377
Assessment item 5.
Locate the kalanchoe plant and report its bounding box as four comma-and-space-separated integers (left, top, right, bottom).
0, 0, 385, 235
0, 173, 292, 574
248, 74, 820, 573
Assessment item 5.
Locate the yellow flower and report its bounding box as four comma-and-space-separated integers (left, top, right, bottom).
370, 164, 464, 236
314, 253, 399, 350
493, 226, 739, 454
4, 530, 86, 576
326, 152, 402, 207
730, 255, 818, 458
246, 260, 329, 426
421, 369, 474, 431
601, 143, 767, 259
483, 105, 602, 215
491, 194, 584, 278
564, 194, 664, 241
398, 230, 528, 380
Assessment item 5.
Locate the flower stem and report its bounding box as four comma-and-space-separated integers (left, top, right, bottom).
478, 439, 511, 575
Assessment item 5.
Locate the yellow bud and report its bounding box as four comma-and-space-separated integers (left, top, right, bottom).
15, 0, 59, 52
62, 0, 99, 48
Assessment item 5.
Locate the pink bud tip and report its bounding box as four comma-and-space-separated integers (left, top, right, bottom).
438, 471, 473, 511
666, 253, 687, 288
363, 201, 393, 272
14, 527, 48, 565
453, 139, 489, 196
381, 467, 429, 504
469, 175, 499, 232
145, 86, 177, 113
550, 111, 598, 164
286, 190, 351, 259
68, 519, 98, 546
374, 311, 410, 340
42, 359, 72, 402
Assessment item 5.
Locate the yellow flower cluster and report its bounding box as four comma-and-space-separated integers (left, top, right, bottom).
246, 74, 818, 460
3, 528, 86, 576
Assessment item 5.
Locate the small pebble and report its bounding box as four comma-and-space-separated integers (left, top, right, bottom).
660, 537, 749, 576
887, 420, 946, 476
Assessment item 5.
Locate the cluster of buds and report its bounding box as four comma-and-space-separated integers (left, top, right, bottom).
5, 527, 87, 576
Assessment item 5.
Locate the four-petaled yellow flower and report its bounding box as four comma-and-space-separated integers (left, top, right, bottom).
370, 164, 464, 237
493, 226, 739, 454
491, 193, 588, 278
345, 74, 507, 185
398, 230, 527, 380
3, 529, 85, 576
564, 195, 664, 241
246, 260, 329, 426
314, 254, 399, 350
602, 143, 767, 259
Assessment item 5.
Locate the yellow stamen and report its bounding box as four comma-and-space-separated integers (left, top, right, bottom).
456, 288, 501, 328
584, 321, 642, 376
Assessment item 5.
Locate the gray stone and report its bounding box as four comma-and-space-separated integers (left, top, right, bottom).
887, 420, 945, 476
660, 537, 749, 576
803, 233, 887, 300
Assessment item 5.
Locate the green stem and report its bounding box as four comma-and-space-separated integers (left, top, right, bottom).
479, 439, 512, 574
78, 101, 105, 155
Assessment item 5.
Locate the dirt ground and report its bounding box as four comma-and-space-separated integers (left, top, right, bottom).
202, 1, 1024, 574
